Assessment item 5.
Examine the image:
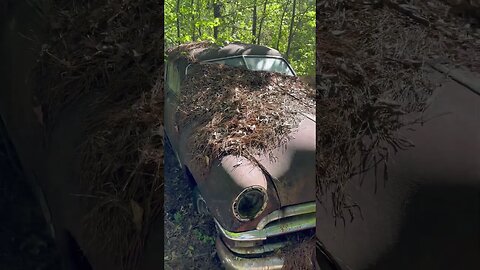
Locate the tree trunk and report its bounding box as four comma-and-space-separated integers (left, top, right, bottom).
256, 0, 268, 44
286, 0, 296, 60
252, 0, 257, 43
191, 0, 196, 40
276, 0, 290, 49
231, 0, 239, 36
213, 1, 221, 39
197, 0, 202, 38
176, 0, 181, 40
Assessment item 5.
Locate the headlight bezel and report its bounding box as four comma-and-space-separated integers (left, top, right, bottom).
232, 185, 268, 222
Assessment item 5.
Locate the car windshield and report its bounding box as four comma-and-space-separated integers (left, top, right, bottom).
208, 56, 294, 76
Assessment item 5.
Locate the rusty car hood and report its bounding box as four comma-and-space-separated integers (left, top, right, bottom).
252, 113, 316, 207
176, 113, 316, 232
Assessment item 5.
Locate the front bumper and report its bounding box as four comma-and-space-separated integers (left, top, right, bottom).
216, 237, 284, 270
215, 202, 316, 269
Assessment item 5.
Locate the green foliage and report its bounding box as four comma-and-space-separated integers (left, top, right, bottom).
165, 0, 315, 76
192, 229, 215, 245
173, 211, 183, 223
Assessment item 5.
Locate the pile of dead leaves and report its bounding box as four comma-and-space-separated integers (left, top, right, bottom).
177, 61, 315, 172
33, 1, 163, 269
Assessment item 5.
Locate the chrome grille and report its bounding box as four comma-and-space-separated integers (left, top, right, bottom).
215, 202, 316, 255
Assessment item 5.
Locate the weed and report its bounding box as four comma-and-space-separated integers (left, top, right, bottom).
193, 229, 215, 245
174, 211, 183, 224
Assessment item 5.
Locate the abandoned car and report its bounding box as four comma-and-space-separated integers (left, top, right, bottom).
164, 43, 316, 269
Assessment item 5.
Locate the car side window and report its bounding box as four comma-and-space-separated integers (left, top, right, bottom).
166, 62, 180, 94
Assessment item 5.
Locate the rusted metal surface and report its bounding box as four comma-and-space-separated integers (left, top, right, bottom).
316, 70, 480, 269
197, 156, 282, 232
253, 116, 316, 207
176, 116, 315, 232
165, 43, 316, 233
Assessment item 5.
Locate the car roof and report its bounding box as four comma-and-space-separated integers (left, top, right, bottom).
166, 42, 293, 77
168, 42, 284, 64
195, 42, 283, 61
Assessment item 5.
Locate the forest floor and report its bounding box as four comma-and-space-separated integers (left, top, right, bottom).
0, 131, 60, 270
163, 142, 222, 270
